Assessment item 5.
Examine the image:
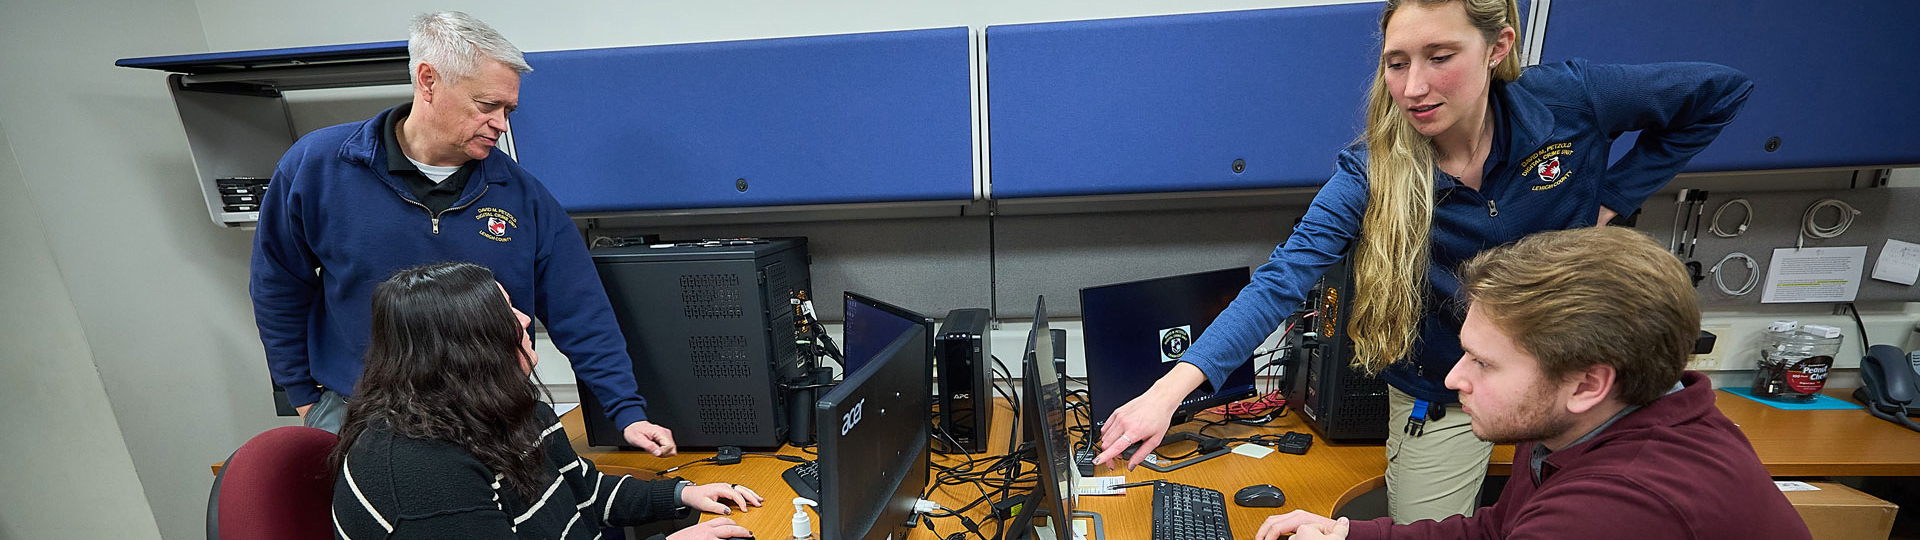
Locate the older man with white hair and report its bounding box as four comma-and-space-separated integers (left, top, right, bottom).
250, 11, 678, 456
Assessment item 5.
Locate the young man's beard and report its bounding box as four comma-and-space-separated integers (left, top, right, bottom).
1470, 381, 1576, 445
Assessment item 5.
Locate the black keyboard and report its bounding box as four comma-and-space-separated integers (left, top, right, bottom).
1152, 481, 1232, 540
783, 461, 820, 501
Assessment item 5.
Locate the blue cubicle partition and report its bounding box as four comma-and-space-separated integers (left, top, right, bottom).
1541, 1, 1920, 171
514, 28, 974, 213
986, 4, 1385, 199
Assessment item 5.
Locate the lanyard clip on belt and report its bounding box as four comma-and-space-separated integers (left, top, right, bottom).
1404, 398, 1447, 437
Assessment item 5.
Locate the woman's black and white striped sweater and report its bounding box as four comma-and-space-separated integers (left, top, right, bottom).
331, 405, 689, 539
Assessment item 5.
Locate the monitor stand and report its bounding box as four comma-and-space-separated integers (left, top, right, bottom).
1032, 510, 1106, 540
1139, 431, 1231, 473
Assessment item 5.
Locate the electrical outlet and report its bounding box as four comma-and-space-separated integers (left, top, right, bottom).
1688, 323, 1732, 370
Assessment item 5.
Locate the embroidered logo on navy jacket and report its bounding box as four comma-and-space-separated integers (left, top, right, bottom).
476, 207, 518, 242
1519, 142, 1576, 191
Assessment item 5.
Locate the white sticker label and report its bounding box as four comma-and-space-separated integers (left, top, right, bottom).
1158, 325, 1193, 363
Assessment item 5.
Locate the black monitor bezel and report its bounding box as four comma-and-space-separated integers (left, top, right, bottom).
814, 325, 932, 540
1015, 296, 1076, 540
842, 291, 936, 377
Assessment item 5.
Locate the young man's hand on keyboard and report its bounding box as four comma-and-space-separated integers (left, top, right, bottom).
1254, 510, 1340, 540
1293, 517, 1348, 540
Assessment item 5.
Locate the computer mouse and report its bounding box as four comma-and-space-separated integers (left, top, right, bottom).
1234, 484, 1287, 508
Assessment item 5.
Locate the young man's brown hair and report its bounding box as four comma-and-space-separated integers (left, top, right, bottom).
1456, 226, 1699, 405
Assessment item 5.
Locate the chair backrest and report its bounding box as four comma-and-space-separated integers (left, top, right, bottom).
208, 426, 339, 540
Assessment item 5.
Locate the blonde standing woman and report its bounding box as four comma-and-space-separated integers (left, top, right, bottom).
1094, 0, 1751, 523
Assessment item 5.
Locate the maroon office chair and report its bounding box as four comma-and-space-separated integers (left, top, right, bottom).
208, 426, 338, 540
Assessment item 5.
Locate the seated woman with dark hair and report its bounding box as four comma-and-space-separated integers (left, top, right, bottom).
330, 262, 762, 540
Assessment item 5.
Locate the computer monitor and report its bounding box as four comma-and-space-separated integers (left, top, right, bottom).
1016, 296, 1081, 540
1080, 268, 1259, 437
815, 325, 932, 540
842, 291, 934, 376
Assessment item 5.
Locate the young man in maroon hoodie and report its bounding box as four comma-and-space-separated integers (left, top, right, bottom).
1255, 226, 1812, 540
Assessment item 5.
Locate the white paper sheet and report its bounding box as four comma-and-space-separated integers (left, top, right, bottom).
1760, 246, 1868, 303
1870, 238, 1920, 286
1231, 442, 1275, 459
1075, 476, 1130, 496
1774, 481, 1821, 492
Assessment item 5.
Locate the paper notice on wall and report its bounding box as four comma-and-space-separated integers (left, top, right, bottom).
1870, 238, 1920, 286
1760, 246, 1868, 303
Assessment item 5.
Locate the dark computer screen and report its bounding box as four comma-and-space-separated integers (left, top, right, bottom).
842, 292, 934, 375
1080, 268, 1258, 437
1018, 296, 1077, 540
815, 325, 931, 540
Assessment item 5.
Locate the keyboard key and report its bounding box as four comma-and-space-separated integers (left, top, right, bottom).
1152, 481, 1232, 540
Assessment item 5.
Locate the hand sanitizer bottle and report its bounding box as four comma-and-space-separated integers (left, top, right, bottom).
791, 497, 818, 540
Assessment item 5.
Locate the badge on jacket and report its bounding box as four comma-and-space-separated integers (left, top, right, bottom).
476, 207, 518, 242
1520, 142, 1575, 191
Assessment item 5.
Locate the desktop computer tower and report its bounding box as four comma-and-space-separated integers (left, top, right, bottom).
580, 238, 812, 449
935, 308, 992, 453
1286, 256, 1389, 442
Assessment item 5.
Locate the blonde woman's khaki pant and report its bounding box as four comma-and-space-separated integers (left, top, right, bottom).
1383, 386, 1493, 523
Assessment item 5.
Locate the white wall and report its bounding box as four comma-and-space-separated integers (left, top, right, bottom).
0, 119, 164, 538
0, 1, 291, 539
189, 0, 1371, 54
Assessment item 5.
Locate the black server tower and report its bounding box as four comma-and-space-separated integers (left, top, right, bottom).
1286, 256, 1390, 442
579, 238, 811, 449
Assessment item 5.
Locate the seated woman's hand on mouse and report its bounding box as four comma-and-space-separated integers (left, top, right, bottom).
682, 482, 765, 515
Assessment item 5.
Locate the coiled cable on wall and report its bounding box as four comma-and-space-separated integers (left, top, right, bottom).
1798, 198, 1859, 249
1709, 198, 1751, 238
1711, 251, 1759, 296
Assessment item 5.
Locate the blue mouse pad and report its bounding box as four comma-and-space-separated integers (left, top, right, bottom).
1721, 387, 1863, 410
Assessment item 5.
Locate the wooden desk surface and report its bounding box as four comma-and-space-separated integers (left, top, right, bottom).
205, 386, 1916, 539
564, 400, 1027, 540
567, 399, 1410, 538
1709, 387, 1920, 477
563, 387, 1920, 539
